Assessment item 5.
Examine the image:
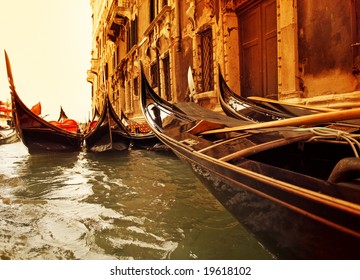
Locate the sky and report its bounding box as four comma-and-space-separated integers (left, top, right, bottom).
0, 0, 93, 122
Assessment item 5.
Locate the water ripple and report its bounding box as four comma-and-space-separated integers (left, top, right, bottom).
0, 143, 273, 260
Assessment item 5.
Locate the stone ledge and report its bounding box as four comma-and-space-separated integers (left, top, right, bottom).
281, 91, 360, 109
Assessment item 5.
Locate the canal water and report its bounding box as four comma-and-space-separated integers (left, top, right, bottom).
0, 142, 273, 260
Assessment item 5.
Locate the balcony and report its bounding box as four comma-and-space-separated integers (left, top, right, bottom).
144, 5, 171, 37
106, 0, 131, 42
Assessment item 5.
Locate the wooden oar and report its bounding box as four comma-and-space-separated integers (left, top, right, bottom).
248, 96, 337, 113
201, 108, 360, 135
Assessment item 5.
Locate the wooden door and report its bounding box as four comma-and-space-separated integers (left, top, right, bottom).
239, 0, 277, 98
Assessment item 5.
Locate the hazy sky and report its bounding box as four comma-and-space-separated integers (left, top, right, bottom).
0, 0, 93, 122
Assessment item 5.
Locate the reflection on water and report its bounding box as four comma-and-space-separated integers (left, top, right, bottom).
0, 142, 272, 260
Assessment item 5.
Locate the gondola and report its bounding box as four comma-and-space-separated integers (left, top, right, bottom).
4, 51, 83, 153
140, 64, 360, 259
217, 69, 329, 122
218, 71, 291, 122
84, 95, 158, 152
57, 106, 69, 122
83, 96, 113, 152
218, 70, 360, 127
0, 128, 19, 145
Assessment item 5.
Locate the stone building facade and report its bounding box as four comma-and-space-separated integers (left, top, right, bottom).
87, 0, 360, 120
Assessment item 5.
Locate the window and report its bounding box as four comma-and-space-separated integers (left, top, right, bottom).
113, 51, 117, 70
163, 55, 171, 100
131, 16, 138, 47
200, 28, 214, 92
116, 45, 120, 66
150, 0, 157, 22
127, 16, 138, 52
105, 63, 109, 81
133, 77, 139, 96
150, 0, 167, 22
151, 62, 159, 88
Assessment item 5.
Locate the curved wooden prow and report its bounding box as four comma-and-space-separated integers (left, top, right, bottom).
4, 50, 16, 93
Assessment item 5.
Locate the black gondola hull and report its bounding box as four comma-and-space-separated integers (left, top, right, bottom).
11, 98, 83, 153
113, 130, 159, 149
140, 63, 360, 259
161, 137, 360, 259
5, 51, 83, 153
84, 96, 158, 152
22, 128, 82, 153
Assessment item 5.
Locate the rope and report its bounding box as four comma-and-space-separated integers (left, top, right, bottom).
296, 127, 360, 158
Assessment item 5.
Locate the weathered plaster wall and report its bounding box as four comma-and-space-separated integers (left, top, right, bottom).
298, 0, 357, 97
